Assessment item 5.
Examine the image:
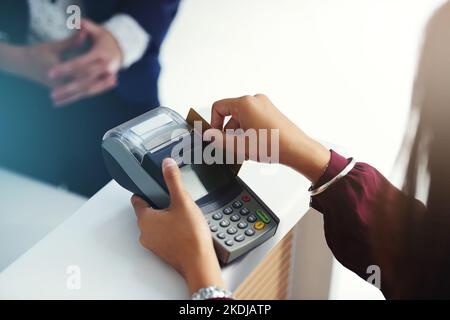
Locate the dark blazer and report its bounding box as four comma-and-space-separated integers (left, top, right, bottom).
0, 0, 181, 109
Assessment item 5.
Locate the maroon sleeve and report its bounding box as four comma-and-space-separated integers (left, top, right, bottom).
310, 150, 393, 290
214, 151, 393, 300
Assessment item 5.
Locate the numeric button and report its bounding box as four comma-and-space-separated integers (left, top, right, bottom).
247, 214, 257, 223
223, 207, 233, 215
227, 227, 237, 235
217, 232, 226, 239
239, 208, 250, 216
212, 212, 223, 220
232, 200, 243, 209
234, 234, 245, 242
210, 225, 218, 232
220, 220, 230, 227
230, 214, 240, 222
225, 239, 234, 246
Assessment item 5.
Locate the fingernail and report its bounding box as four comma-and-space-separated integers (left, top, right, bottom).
131, 196, 137, 205
162, 158, 177, 170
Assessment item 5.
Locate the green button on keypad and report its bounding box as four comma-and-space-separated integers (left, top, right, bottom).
255, 209, 271, 224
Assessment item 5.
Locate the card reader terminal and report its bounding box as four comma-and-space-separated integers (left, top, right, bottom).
102, 107, 279, 264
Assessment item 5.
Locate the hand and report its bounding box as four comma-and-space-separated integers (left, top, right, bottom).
209, 94, 331, 183
0, 32, 86, 88
49, 19, 123, 107
131, 158, 224, 295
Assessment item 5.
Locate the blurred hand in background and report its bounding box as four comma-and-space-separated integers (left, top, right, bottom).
0, 31, 85, 88
49, 19, 123, 107
0, 19, 123, 107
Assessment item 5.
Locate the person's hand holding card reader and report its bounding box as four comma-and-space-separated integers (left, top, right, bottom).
102, 107, 279, 264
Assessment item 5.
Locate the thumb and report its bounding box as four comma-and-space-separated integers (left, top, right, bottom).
162, 158, 187, 205
81, 19, 101, 36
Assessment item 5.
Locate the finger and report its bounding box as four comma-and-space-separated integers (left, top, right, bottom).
51, 60, 108, 100
203, 118, 240, 148
55, 30, 87, 53
131, 195, 149, 219
80, 19, 101, 36
71, 58, 108, 80
211, 98, 235, 129
53, 74, 116, 107
131, 195, 162, 234
53, 92, 84, 107
161, 158, 187, 205
86, 73, 117, 96
222, 118, 240, 155
211, 97, 246, 129
48, 51, 97, 80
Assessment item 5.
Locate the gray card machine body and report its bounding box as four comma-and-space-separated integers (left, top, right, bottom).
102, 107, 279, 264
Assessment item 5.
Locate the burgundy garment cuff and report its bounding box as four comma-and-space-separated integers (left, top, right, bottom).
313, 150, 349, 189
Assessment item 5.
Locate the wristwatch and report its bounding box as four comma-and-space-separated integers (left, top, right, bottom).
191, 286, 233, 300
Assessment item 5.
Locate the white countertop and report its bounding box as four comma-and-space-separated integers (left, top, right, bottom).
0, 169, 86, 272
0, 158, 312, 299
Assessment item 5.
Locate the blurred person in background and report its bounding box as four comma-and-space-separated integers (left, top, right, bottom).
0, 0, 180, 196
